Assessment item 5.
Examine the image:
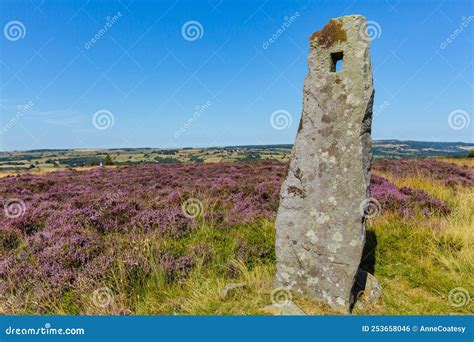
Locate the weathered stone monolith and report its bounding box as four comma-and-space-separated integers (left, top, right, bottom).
274, 15, 374, 312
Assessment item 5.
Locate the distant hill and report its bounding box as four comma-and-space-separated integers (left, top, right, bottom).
0, 140, 472, 173
372, 140, 473, 159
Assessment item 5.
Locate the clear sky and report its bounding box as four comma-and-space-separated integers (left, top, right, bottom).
0, 0, 472, 151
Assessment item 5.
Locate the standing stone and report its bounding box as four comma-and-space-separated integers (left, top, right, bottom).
275, 15, 374, 312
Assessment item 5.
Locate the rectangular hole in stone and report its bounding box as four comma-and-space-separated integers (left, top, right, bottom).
330, 51, 344, 72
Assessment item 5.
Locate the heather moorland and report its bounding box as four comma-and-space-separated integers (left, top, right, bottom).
0, 158, 473, 315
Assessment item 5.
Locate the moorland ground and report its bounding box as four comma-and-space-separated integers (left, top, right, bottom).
0, 156, 473, 315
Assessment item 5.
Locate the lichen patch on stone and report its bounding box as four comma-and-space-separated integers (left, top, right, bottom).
310, 19, 347, 48
288, 185, 306, 198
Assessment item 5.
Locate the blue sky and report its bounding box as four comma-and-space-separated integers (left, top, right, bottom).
0, 0, 472, 151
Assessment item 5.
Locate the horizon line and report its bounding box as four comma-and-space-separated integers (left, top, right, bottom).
1, 139, 473, 153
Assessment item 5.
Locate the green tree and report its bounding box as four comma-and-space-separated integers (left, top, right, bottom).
104, 154, 114, 166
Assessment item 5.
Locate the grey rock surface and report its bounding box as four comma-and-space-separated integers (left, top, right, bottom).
353, 269, 382, 308
263, 301, 306, 316
274, 15, 374, 312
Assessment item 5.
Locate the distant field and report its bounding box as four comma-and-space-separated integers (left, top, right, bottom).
0, 140, 472, 176
0, 146, 290, 175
